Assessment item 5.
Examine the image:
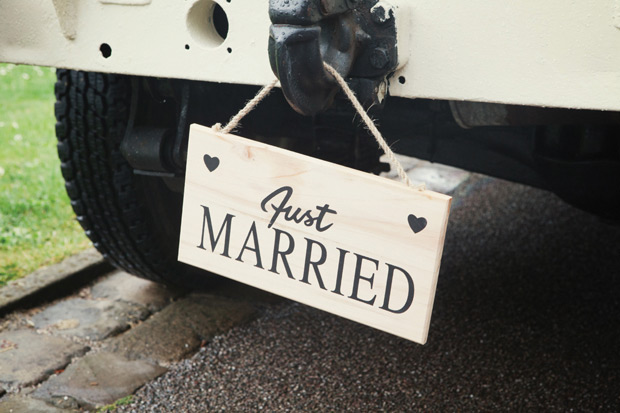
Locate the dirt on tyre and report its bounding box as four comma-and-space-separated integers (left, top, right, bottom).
55, 69, 210, 288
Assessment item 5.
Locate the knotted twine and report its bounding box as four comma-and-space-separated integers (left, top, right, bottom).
213, 63, 425, 191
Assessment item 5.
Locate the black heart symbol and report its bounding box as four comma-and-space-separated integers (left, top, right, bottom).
203, 154, 220, 172
408, 214, 427, 234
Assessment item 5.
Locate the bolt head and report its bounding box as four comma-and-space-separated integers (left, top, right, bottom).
370, 48, 390, 69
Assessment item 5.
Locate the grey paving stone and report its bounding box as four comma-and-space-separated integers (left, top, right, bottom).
32, 352, 166, 409
91, 270, 182, 312
0, 249, 108, 315
407, 161, 471, 193
0, 395, 71, 413
381, 153, 471, 193
380, 153, 422, 179
31, 298, 149, 340
106, 294, 256, 364
0, 330, 88, 390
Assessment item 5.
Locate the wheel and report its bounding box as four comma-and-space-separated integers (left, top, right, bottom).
54, 70, 210, 288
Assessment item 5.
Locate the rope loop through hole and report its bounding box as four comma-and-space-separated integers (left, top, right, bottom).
213, 66, 426, 191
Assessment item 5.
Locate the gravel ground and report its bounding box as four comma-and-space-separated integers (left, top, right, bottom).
119, 176, 620, 412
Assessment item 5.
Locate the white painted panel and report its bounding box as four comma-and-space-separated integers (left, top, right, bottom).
391, 0, 620, 110
1, 0, 619, 110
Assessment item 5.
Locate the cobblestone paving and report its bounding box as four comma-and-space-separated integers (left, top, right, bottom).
0, 157, 470, 412
0, 268, 264, 411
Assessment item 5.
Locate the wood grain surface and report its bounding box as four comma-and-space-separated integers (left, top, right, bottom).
179, 124, 451, 344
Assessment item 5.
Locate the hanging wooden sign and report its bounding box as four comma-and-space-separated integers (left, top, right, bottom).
178, 124, 451, 344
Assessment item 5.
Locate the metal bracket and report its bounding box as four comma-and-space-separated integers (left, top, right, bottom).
268, 0, 398, 116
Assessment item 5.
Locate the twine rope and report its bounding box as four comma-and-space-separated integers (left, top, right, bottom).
212, 64, 424, 190
322, 63, 424, 190
213, 79, 279, 134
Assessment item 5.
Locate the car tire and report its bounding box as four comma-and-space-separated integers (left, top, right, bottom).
54, 69, 211, 288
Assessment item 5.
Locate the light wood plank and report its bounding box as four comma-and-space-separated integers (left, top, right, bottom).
178, 124, 451, 344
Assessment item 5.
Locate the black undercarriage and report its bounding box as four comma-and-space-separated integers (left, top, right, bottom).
123, 77, 620, 220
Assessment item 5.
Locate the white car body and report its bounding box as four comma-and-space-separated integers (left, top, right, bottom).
1, 0, 619, 111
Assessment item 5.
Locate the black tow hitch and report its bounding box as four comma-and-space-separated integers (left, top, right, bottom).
268, 0, 398, 116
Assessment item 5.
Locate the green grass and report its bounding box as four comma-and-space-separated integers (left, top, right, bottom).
0, 64, 91, 285
96, 395, 134, 412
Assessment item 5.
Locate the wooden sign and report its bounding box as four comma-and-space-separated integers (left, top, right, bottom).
178, 124, 451, 344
